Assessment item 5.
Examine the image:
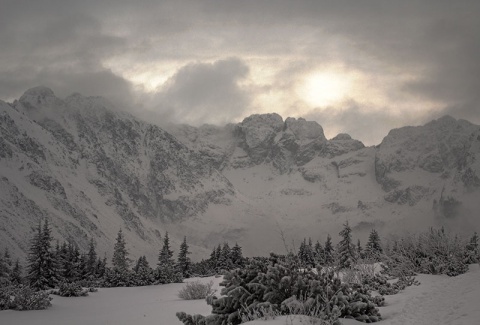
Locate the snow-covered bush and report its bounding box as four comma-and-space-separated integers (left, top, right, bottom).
0, 286, 14, 310
239, 302, 281, 322
8, 286, 52, 310
176, 254, 382, 325
178, 280, 215, 300
55, 282, 88, 297
383, 228, 468, 277
361, 274, 418, 296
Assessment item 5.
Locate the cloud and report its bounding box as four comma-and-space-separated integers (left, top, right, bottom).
1, 0, 480, 142
303, 100, 439, 146
146, 58, 251, 125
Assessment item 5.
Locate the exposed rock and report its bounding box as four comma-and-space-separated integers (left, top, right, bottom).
285, 117, 326, 142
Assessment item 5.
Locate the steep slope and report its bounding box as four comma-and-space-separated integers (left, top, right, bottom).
0, 87, 236, 260
1, 87, 479, 261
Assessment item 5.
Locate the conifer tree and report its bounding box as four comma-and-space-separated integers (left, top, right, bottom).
112, 229, 129, 273
177, 236, 191, 278
324, 234, 334, 265
0, 251, 9, 287
209, 247, 218, 271
314, 240, 325, 265
133, 256, 153, 286
230, 243, 244, 268
298, 238, 315, 267
156, 232, 181, 283
218, 243, 232, 271
10, 259, 23, 285
337, 221, 356, 269
86, 238, 97, 278
27, 220, 60, 290
357, 239, 364, 260
465, 232, 479, 263
365, 229, 383, 261
3, 248, 12, 275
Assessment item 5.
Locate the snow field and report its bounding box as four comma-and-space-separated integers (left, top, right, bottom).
1, 266, 479, 325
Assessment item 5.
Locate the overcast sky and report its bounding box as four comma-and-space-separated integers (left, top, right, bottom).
1, 0, 479, 145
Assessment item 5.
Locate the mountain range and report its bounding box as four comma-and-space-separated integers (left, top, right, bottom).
1, 86, 479, 261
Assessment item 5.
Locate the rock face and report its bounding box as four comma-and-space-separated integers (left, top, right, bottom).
1, 87, 479, 260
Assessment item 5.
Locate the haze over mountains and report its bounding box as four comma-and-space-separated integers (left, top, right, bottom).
1, 86, 479, 261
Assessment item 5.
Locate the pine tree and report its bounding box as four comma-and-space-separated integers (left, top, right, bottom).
133, 256, 153, 286
177, 236, 191, 278
465, 232, 479, 263
298, 238, 315, 268
209, 247, 218, 271
357, 239, 364, 260
112, 229, 129, 273
324, 234, 334, 265
156, 232, 181, 283
337, 221, 356, 269
0, 250, 9, 287
85, 238, 97, 278
314, 240, 325, 265
217, 243, 232, 271
365, 229, 383, 261
3, 248, 12, 275
27, 220, 60, 290
230, 243, 244, 268
10, 259, 23, 285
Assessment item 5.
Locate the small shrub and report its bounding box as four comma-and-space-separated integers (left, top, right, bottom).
240, 302, 281, 322
178, 280, 215, 300
10, 286, 52, 311
0, 286, 14, 310
56, 282, 88, 297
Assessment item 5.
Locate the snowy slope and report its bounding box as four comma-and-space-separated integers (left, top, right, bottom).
1, 87, 480, 262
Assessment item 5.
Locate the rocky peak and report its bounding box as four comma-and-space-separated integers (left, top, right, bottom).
332, 133, 352, 141
285, 117, 326, 142
19, 86, 57, 108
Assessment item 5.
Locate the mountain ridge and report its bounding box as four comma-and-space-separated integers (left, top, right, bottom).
1, 87, 479, 261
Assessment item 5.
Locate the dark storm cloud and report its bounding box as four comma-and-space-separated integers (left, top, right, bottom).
0, 0, 134, 103
1, 0, 479, 142
147, 58, 251, 125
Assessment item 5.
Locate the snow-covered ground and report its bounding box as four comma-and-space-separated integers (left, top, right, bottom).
1, 265, 479, 325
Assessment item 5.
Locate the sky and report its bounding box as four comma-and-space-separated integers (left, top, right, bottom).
1, 0, 479, 145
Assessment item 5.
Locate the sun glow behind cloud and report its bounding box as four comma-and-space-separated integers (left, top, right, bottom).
299, 70, 352, 107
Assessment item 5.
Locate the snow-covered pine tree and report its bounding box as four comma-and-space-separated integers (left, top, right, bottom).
112, 229, 129, 273
465, 232, 479, 264
3, 248, 12, 277
10, 259, 23, 285
298, 238, 315, 267
96, 254, 107, 278
314, 240, 325, 265
85, 238, 97, 279
218, 243, 233, 271
365, 229, 383, 261
209, 247, 218, 271
357, 239, 364, 260
27, 220, 60, 290
0, 250, 9, 287
106, 228, 133, 286
177, 236, 191, 278
215, 245, 222, 271
337, 221, 356, 269
230, 242, 244, 268
133, 256, 153, 286
156, 232, 182, 283
324, 234, 335, 265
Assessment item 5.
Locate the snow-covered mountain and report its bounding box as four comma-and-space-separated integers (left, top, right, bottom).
1, 87, 479, 261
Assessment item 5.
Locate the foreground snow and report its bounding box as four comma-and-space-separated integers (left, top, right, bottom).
1, 265, 479, 325
0, 276, 223, 325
